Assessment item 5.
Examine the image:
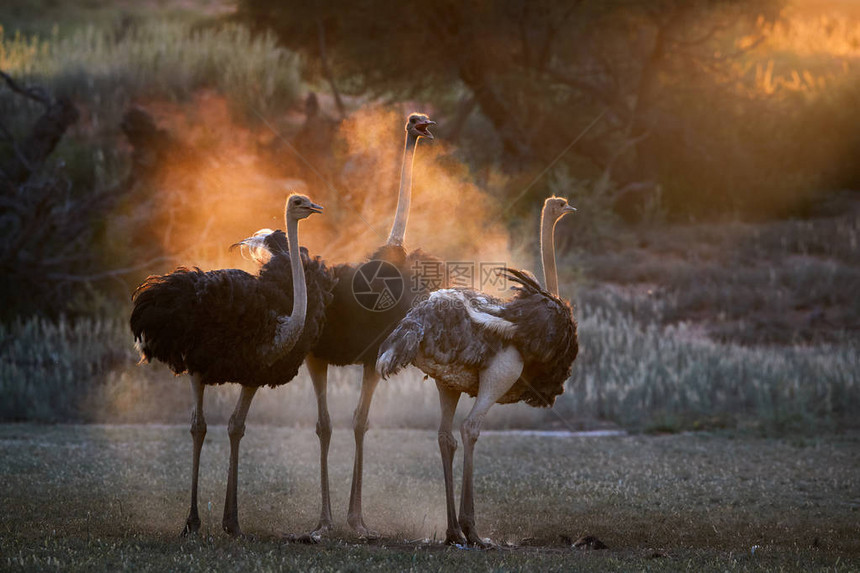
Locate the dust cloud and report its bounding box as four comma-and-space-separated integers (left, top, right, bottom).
133, 97, 521, 277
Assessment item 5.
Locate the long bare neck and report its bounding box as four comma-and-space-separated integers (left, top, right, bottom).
286, 215, 307, 329
387, 132, 419, 246
540, 209, 560, 296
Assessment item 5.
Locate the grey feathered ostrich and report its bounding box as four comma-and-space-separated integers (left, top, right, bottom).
377, 196, 579, 547
130, 194, 335, 537
309, 113, 438, 537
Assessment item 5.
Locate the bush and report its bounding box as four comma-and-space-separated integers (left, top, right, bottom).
0, 18, 303, 323
1, 21, 300, 118
559, 292, 860, 433
4, 296, 857, 434
0, 316, 135, 421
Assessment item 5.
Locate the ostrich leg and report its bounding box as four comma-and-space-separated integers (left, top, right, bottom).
459, 346, 524, 547
182, 375, 206, 536
307, 354, 333, 535
222, 386, 258, 537
346, 364, 380, 538
436, 381, 465, 545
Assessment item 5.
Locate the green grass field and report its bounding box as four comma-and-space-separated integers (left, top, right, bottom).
1, 425, 857, 571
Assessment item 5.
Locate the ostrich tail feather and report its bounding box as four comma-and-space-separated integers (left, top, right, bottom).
376, 316, 423, 379
500, 267, 544, 294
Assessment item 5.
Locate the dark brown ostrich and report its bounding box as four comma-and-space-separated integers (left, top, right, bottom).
232, 114, 440, 538
377, 196, 579, 547
307, 113, 439, 538
129, 194, 336, 537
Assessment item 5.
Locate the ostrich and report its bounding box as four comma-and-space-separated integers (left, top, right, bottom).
129, 194, 335, 537
307, 113, 438, 537
376, 196, 579, 546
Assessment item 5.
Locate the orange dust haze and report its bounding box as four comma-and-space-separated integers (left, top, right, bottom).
129, 96, 525, 279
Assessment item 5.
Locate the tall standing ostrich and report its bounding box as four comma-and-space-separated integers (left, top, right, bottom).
130, 194, 335, 537
308, 113, 438, 537
377, 196, 579, 546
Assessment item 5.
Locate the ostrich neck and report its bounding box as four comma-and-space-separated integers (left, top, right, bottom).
540, 210, 560, 296
387, 132, 418, 246
286, 216, 307, 333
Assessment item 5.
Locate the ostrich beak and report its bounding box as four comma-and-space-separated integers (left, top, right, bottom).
415, 119, 436, 139
308, 202, 324, 214
562, 205, 577, 214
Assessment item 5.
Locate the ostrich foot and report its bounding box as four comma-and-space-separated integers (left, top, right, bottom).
288, 520, 330, 543
444, 528, 468, 546
181, 513, 201, 537
348, 516, 380, 540
222, 520, 245, 538
466, 534, 495, 549
285, 531, 322, 544
310, 520, 332, 537
462, 526, 495, 549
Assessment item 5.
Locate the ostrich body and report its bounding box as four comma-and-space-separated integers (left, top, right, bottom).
307, 113, 439, 537
376, 197, 579, 546
130, 194, 335, 537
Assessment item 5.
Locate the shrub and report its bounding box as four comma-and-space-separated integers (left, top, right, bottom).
1, 21, 300, 118
4, 297, 857, 434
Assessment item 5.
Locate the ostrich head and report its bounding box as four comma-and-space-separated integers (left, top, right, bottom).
406, 113, 436, 140
544, 196, 576, 222
285, 194, 324, 221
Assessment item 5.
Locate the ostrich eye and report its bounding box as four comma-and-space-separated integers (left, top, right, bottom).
409, 116, 416, 123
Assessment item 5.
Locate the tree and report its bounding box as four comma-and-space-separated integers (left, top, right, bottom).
0, 71, 123, 321
237, 0, 810, 219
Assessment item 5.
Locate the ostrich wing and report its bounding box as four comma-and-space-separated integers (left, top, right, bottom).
131, 246, 335, 387
498, 267, 579, 406
231, 228, 310, 266
499, 268, 577, 364
377, 288, 510, 379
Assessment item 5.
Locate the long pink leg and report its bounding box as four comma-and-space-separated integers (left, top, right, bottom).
346, 363, 381, 538
306, 355, 333, 536
182, 375, 206, 536
459, 346, 523, 547
222, 385, 258, 537
436, 381, 465, 545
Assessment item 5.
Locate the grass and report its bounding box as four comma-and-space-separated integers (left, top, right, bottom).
571, 191, 860, 346
0, 18, 301, 123
0, 0, 235, 40
0, 424, 857, 571
0, 317, 134, 421
570, 301, 859, 433
2, 289, 858, 434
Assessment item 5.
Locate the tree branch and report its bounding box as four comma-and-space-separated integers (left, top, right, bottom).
0, 121, 34, 175
0, 70, 51, 109
316, 19, 346, 120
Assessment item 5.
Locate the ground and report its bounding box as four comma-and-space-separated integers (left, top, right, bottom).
1, 425, 857, 571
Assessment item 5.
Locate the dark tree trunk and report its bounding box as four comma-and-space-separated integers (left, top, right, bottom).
630, 21, 669, 183
457, 59, 532, 170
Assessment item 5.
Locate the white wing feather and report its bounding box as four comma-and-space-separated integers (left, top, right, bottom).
429, 289, 518, 339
